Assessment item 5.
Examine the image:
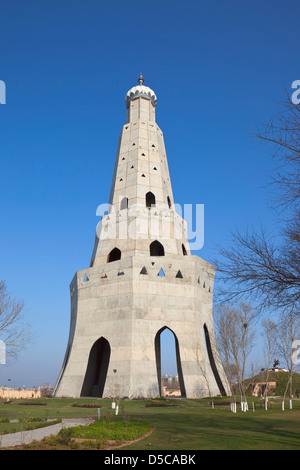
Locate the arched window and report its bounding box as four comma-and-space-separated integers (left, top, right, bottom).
120, 197, 128, 210
107, 247, 121, 263
182, 244, 187, 256
150, 240, 165, 256
146, 191, 156, 208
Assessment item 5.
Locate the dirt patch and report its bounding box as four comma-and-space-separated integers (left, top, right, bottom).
72, 426, 155, 449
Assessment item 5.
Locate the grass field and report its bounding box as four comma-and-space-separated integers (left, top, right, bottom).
1, 396, 300, 450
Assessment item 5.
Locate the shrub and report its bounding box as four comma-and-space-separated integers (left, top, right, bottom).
145, 403, 179, 407
59, 427, 73, 446
71, 403, 101, 408
71, 419, 151, 442
18, 401, 46, 406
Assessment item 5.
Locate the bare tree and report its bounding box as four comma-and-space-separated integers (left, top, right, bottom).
274, 311, 300, 408
214, 302, 256, 405
257, 95, 300, 212
261, 318, 277, 402
0, 280, 31, 365
194, 344, 213, 399
213, 96, 300, 314
214, 304, 236, 397
215, 227, 299, 312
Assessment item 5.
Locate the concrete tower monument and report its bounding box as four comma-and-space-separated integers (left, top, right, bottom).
54, 76, 229, 398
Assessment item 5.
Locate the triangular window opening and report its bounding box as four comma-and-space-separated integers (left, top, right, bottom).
176, 270, 183, 279
140, 266, 148, 275
83, 274, 89, 282
158, 268, 165, 277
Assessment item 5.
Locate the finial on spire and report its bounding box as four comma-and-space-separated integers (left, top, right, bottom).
138, 73, 144, 85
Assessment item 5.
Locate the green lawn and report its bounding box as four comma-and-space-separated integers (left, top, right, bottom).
1, 397, 300, 450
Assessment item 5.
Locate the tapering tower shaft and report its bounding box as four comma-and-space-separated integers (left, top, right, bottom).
91, 77, 190, 267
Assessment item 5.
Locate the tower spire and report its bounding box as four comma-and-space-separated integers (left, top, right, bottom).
138, 73, 144, 85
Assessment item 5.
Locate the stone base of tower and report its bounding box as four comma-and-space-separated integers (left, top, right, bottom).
54, 254, 230, 399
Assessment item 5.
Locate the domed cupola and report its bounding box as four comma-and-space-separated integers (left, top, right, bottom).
125, 74, 157, 109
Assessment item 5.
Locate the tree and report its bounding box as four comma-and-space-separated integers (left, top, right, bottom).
261, 318, 277, 401
214, 302, 256, 402
274, 311, 300, 407
0, 280, 30, 365
213, 96, 300, 314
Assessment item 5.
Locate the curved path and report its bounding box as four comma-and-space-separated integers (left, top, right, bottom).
0, 418, 90, 449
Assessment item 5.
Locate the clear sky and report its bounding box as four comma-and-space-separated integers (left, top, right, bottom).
0, 0, 299, 387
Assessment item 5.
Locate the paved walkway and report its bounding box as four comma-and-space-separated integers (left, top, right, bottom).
0, 418, 90, 449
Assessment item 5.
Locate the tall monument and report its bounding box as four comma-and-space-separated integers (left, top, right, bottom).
54, 76, 229, 398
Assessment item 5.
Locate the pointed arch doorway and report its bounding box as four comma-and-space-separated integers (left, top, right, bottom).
80, 337, 110, 397
155, 327, 186, 397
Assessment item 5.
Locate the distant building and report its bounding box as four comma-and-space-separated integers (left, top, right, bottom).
0, 387, 46, 400
251, 382, 277, 397
161, 375, 181, 396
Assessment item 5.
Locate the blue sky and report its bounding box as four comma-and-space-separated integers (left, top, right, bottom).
0, 0, 299, 387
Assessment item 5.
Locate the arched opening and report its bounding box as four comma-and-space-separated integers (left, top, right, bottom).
80, 337, 110, 397
167, 196, 171, 209
203, 324, 226, 396
150, 240, 165, 256
182, 244, 187, 256
120, 197, 128, 210
146, 191, 156, 208
107, 247, 121, 263
155, 327, 186, 397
